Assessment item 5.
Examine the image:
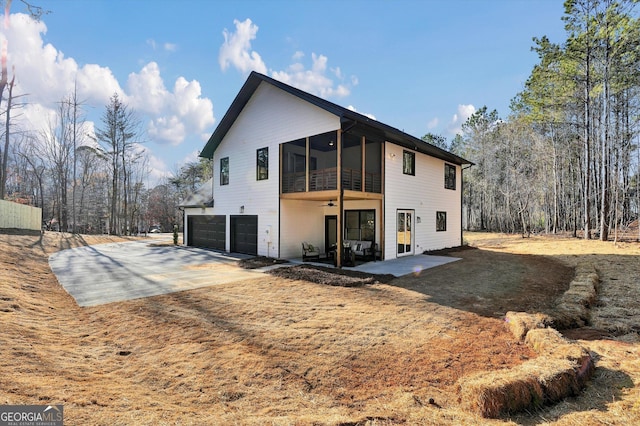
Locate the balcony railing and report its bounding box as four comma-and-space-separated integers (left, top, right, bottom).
282, 167, 381, 194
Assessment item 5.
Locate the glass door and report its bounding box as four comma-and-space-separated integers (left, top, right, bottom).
325, 215, 337, 254
397, 210, 413, 256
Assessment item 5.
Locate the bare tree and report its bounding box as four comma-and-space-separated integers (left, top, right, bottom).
40, 97, 76, 230
13, 134, 46, 208
0, 71, 14, 199
95, 93, 146, 235
0, 0, 48, 199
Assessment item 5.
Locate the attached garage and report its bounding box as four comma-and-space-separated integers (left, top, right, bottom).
187, 215, 226, 250
230, 215, 258, 255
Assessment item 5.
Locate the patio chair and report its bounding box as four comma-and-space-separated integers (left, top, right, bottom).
302, 242, 320, 261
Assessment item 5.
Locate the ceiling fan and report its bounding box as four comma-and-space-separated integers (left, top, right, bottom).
319, 200, 336, 207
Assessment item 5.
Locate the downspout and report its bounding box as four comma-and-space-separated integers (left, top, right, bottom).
461, 163, 473, 245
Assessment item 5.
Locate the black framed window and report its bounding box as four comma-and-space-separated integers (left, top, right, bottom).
436, 211, 447, 232
220, 157, 229, 185
445, 163, 456, 190
403, 150, 415, 175
344, 209, 375, 241
257, 147, 268, 180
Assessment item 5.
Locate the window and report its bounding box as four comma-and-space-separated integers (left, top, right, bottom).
220, 157, 229, 185
257, 147, 268, 180
344, 210, 375, 241
403, 150, 415, 175
436, 211, 447, 232
445, 163, 456, 190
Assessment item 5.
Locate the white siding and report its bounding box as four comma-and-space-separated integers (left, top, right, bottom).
280, 200, 325, 258
209, 81, 340, 257
383, 143, 462, 259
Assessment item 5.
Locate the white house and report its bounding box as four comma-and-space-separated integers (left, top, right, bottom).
182, 71, 472, 266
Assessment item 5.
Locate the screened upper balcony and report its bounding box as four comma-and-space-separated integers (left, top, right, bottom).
281, 130, 382, 195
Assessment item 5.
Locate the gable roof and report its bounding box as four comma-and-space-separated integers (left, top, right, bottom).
200, 71, 472, 166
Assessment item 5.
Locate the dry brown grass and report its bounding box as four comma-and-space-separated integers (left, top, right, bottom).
0, 230, 638, 425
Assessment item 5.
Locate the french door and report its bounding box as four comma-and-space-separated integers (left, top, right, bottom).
397, 210, 413, 256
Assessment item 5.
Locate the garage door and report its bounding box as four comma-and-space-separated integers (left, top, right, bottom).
231, 215, 258, 255
187, 215, 226, 250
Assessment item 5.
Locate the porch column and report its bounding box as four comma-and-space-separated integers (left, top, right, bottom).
336, 130, 343, 267
305, 137, 310, 192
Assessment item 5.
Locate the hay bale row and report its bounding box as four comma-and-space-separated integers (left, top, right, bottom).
550, 262, 600, 329
458, 265, 600, 419
457, 327, 595, 418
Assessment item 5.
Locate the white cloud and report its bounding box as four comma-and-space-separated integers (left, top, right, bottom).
146, 39, 177, 53
134, 71, 214, 146
271, 53, 351, 98
427, 117, 439, 129
1, 13, 122, 134
346, 105, 376, 121
127, 62, 169, 115
218, 18, 267, 74
3, 11, 216, 179
148, 115, 186, 146
4, 13, 122, 109
219, 18, 354, 99
447, 104, 476, 136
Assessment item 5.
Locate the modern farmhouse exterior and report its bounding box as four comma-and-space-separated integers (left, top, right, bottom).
182, 71, 472, 265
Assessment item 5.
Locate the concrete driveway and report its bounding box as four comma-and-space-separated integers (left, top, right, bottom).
49, 239, 265, 307
50, 237, 460, 307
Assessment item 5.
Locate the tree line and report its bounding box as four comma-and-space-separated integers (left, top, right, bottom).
445, 0, 640, 241
4, 89, 148, 234
1, 83, 209, 235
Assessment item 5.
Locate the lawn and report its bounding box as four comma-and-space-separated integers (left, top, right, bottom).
0, 230, 638, 425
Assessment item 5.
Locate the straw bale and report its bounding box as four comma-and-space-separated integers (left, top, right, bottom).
550, 304, 589, 329
527, 357, 581, 403
457, 352, 594, 418
524, 327, 564, 353
563, 283, 598, 307
548, 262, 599, 329
457, 367, 543, 418
524, 328, 590, 361
504, 311, 552, 341
575, 262, 597, 277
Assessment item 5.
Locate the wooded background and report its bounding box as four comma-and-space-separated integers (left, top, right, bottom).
448, 0, 640, 241
1, 0, 638, 241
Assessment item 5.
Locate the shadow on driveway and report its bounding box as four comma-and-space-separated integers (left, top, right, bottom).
49, 240, 263, 307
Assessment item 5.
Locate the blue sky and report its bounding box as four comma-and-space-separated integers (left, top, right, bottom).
4, 0, 567, 184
